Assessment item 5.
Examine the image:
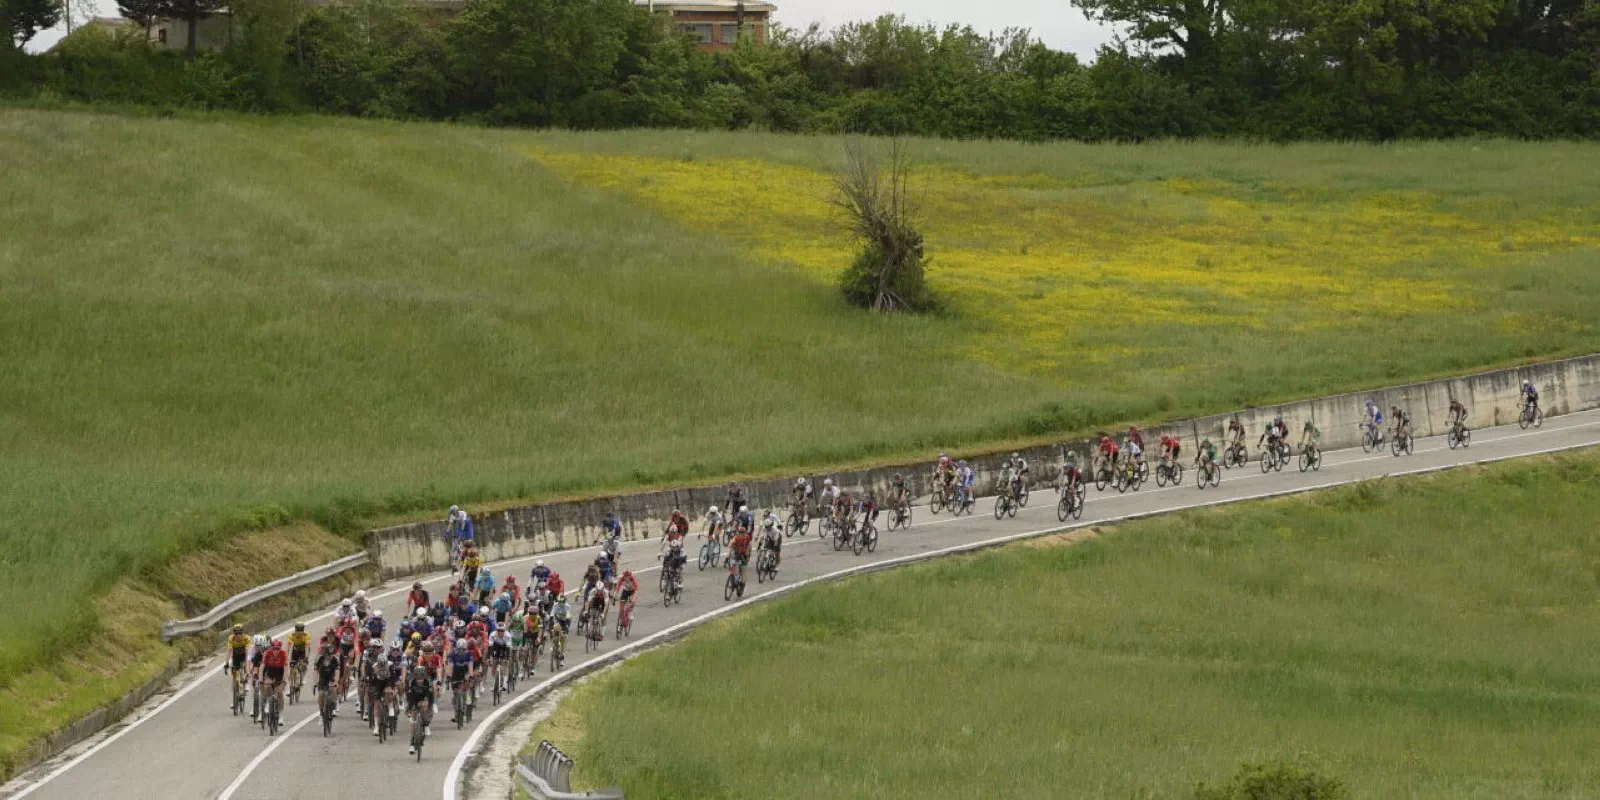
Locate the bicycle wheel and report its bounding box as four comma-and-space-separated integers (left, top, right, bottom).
724, 573, 736, 601
852, 529, 865, 555
1056, 494, 1070, 521
1260, 450, 1272, 473
993, 495, 1005, 520
866, 528, 878, 552
1460, 428, 1470, 448
377, 700, 387, 742
1017, 486, 1030, 507
322, 704, 332, 737
697, 543, 711, 571
1519, 408, 1532, 429
266, 696, 278, 736
1534, 408, 1544, 428
1299, 450, 1311, 472
928, 491, 943, 515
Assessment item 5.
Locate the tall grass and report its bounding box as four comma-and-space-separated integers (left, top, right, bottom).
0, 110, 1056, 695
546, 450, 1600, 799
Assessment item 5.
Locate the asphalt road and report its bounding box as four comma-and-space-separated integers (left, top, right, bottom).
6, 408, 1599, 800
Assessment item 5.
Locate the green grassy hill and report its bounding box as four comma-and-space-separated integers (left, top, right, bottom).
1, 108, 1597, 770
536, 449, 1600, 799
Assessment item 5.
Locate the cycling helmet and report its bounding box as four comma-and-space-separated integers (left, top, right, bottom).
355, 590, 366, 600
796, 478, 805, 486
233, 624, 244, 633
340, 598, 353, 608
1011, 452, 1019, 459
412, 581, 422, 590
453, 619, 465, 630
708, 505, 719, 514
499, 592, 510, 604
893, 473, 903, 480
294, 622, 305, 631
373, 609, 383, 618
270, 639, 282, 649
456, 638, 467, 649
416, 607, 428, 618
422, 642, 436, 653
824, 478, 833, 486
958, 459, 967, 466
622, 570, 633, 579
739, 505, 748, 513
253, 634, 269, 648
535, 559, 545, 568
449, 504, 460, 514
411, 632, 423, 641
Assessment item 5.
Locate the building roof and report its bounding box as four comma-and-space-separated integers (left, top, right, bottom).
635, 0, 777, 12
86, 16, 135, 27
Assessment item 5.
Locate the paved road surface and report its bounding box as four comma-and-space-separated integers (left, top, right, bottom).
6, 408, 1598, 800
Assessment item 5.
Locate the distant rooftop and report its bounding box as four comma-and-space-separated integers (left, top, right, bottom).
634, 0, 777, 12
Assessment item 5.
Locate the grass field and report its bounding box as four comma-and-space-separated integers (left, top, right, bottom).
1, 109, 1597, 771
534, 449, 1600, 799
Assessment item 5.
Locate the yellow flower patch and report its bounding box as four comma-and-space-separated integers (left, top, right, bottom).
528, 147, 1598, 383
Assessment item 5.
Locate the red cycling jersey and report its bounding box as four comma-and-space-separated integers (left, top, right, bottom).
731, 532, 753, 557
417, 653, 443, 677
546, 576, 565, 597
618, 574, 639, 594
1099, 438, 1120, 455
669, 513, 689, 535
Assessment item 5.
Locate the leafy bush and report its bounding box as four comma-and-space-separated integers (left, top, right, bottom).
1194, 760, 1348, 800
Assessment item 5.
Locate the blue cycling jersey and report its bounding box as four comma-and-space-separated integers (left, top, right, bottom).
603, 518, 622, 535
449, 649, 474, 667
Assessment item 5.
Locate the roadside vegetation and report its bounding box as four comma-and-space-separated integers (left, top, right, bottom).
3, 108, 1598, 776
534, 449, 1600, 799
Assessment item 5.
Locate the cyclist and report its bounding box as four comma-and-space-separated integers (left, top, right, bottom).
287, 621, 311, 672
403, 656, 435, 755
667, 508, 690, 538
617, 569, 639, 610
705, 505, 725, 541
579, 564, 602, 607
791, 478, 812, 511
584, 581, 609, 632
406, 582, 430, 616
503, 576, 521, 610
735, 504, 756, 536
226, 624, 251, 675
1521, 380, 1540, 414
820, 479, 840, 512
1123, 434, 1144, 470
859, 490, 880, 527
1259, 416, 1286, 454
447, 638, 476, 712
760, 514, 784, 570
447, 504, 474, 573
1363, 400, 1385, 442
474, 566, 496, 605
831, 487, 854, 526
956, 460, 976, 507
602, 510, 623, 540
594, 550, 616, 587
551, 595, 573, 635
1008, 452, 1030, 497
1197, 437, 1218, 470
889, 473, 910, 510
493, 591, 514, 625
1300, 420, 1322, 452
729, 525, 753, 586
334, 598, 357, 626
1391, 406, 1411, 441
999, 459, 1018, 501
1159, 434, 1181, 466
1226, 417, 1245, 448
659, 516, 689, 569
363, 608, 385, 642
367, 648, 396, 735
1097, 435, 1120, 473
313, 645, 342, 712
487, 629, 512, 688
1059, 452, 1082, 495
246, 635, 269, 720
1447, 399, 1469, 430
545, 571, 565, 602
462, 546, 483, 590
1128, 426, 1145, 451
724, 482, 747, 516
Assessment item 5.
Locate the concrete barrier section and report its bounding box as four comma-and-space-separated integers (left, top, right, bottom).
366, 354, 1600, 577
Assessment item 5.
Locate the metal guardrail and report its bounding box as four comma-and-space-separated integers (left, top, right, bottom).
516, 741, 623, 800
160, 552, 371, 642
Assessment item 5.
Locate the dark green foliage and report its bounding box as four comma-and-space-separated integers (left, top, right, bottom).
2, 1, 1597, 140
1194, 760, 1348, 800
2, 0, 60, 49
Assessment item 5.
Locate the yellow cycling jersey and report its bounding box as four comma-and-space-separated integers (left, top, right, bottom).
286, 632, 311, 650
227, 633, 252, 651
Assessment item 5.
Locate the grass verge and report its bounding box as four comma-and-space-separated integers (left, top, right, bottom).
534, 448, 1600, 799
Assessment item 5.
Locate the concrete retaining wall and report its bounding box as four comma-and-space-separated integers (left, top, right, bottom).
366, 354, 1600, 578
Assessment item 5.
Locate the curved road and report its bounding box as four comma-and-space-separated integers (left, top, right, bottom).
5, 409, 1599, 800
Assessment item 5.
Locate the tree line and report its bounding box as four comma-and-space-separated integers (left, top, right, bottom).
3, 0, 1596, 140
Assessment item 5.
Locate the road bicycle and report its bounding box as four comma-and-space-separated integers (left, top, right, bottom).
831, 513, 856, 551
584, 609, 605, 653
1115, 459, 1147, 492
756, 545, 779, 583
1519, 400, 1543, 430
1056, 480, 1086, 521
261, 680, 282, 737
951, 487, 974, 516
287, 660, 306, 705
1092, 456, 1115, 491
549, 626, 567, 672
928, 478, 955, 514
318, 682, 336, 736
888, 500, 912, 530
724, 555, 747, 601
615, 595, 635, 639
229, 665, 246, 717
490, 659, 505, 706
1259, 440, 1287, 472
1223, 440, 1248, 469
659, 562, 683, 606
1154, 456, 1185, 487
409, 704, 427, 761
1195, 455, 1221, 490
697, 531, 722, 571
1447, 420, 1471, 449
1298, 442, 1322, 472
993, 486, 1019, 519
1359, 422, 1386, 453
785, 502, 811, 537
1390, 425, 1414, 456
854, 516, 878, 555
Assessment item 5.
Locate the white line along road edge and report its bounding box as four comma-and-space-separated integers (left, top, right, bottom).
439, 437, 1600, 800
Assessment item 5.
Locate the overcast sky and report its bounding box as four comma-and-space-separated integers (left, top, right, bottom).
30, 0, 1117, 58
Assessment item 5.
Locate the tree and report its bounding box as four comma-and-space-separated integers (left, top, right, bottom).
2, 0, 61, 49
1069, 0, 1233, 75
163, 0, 226, 56
115, 0, 165, 33
830, 138, 933, 313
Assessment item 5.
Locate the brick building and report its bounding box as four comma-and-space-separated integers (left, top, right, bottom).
636, 0, 776, 51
